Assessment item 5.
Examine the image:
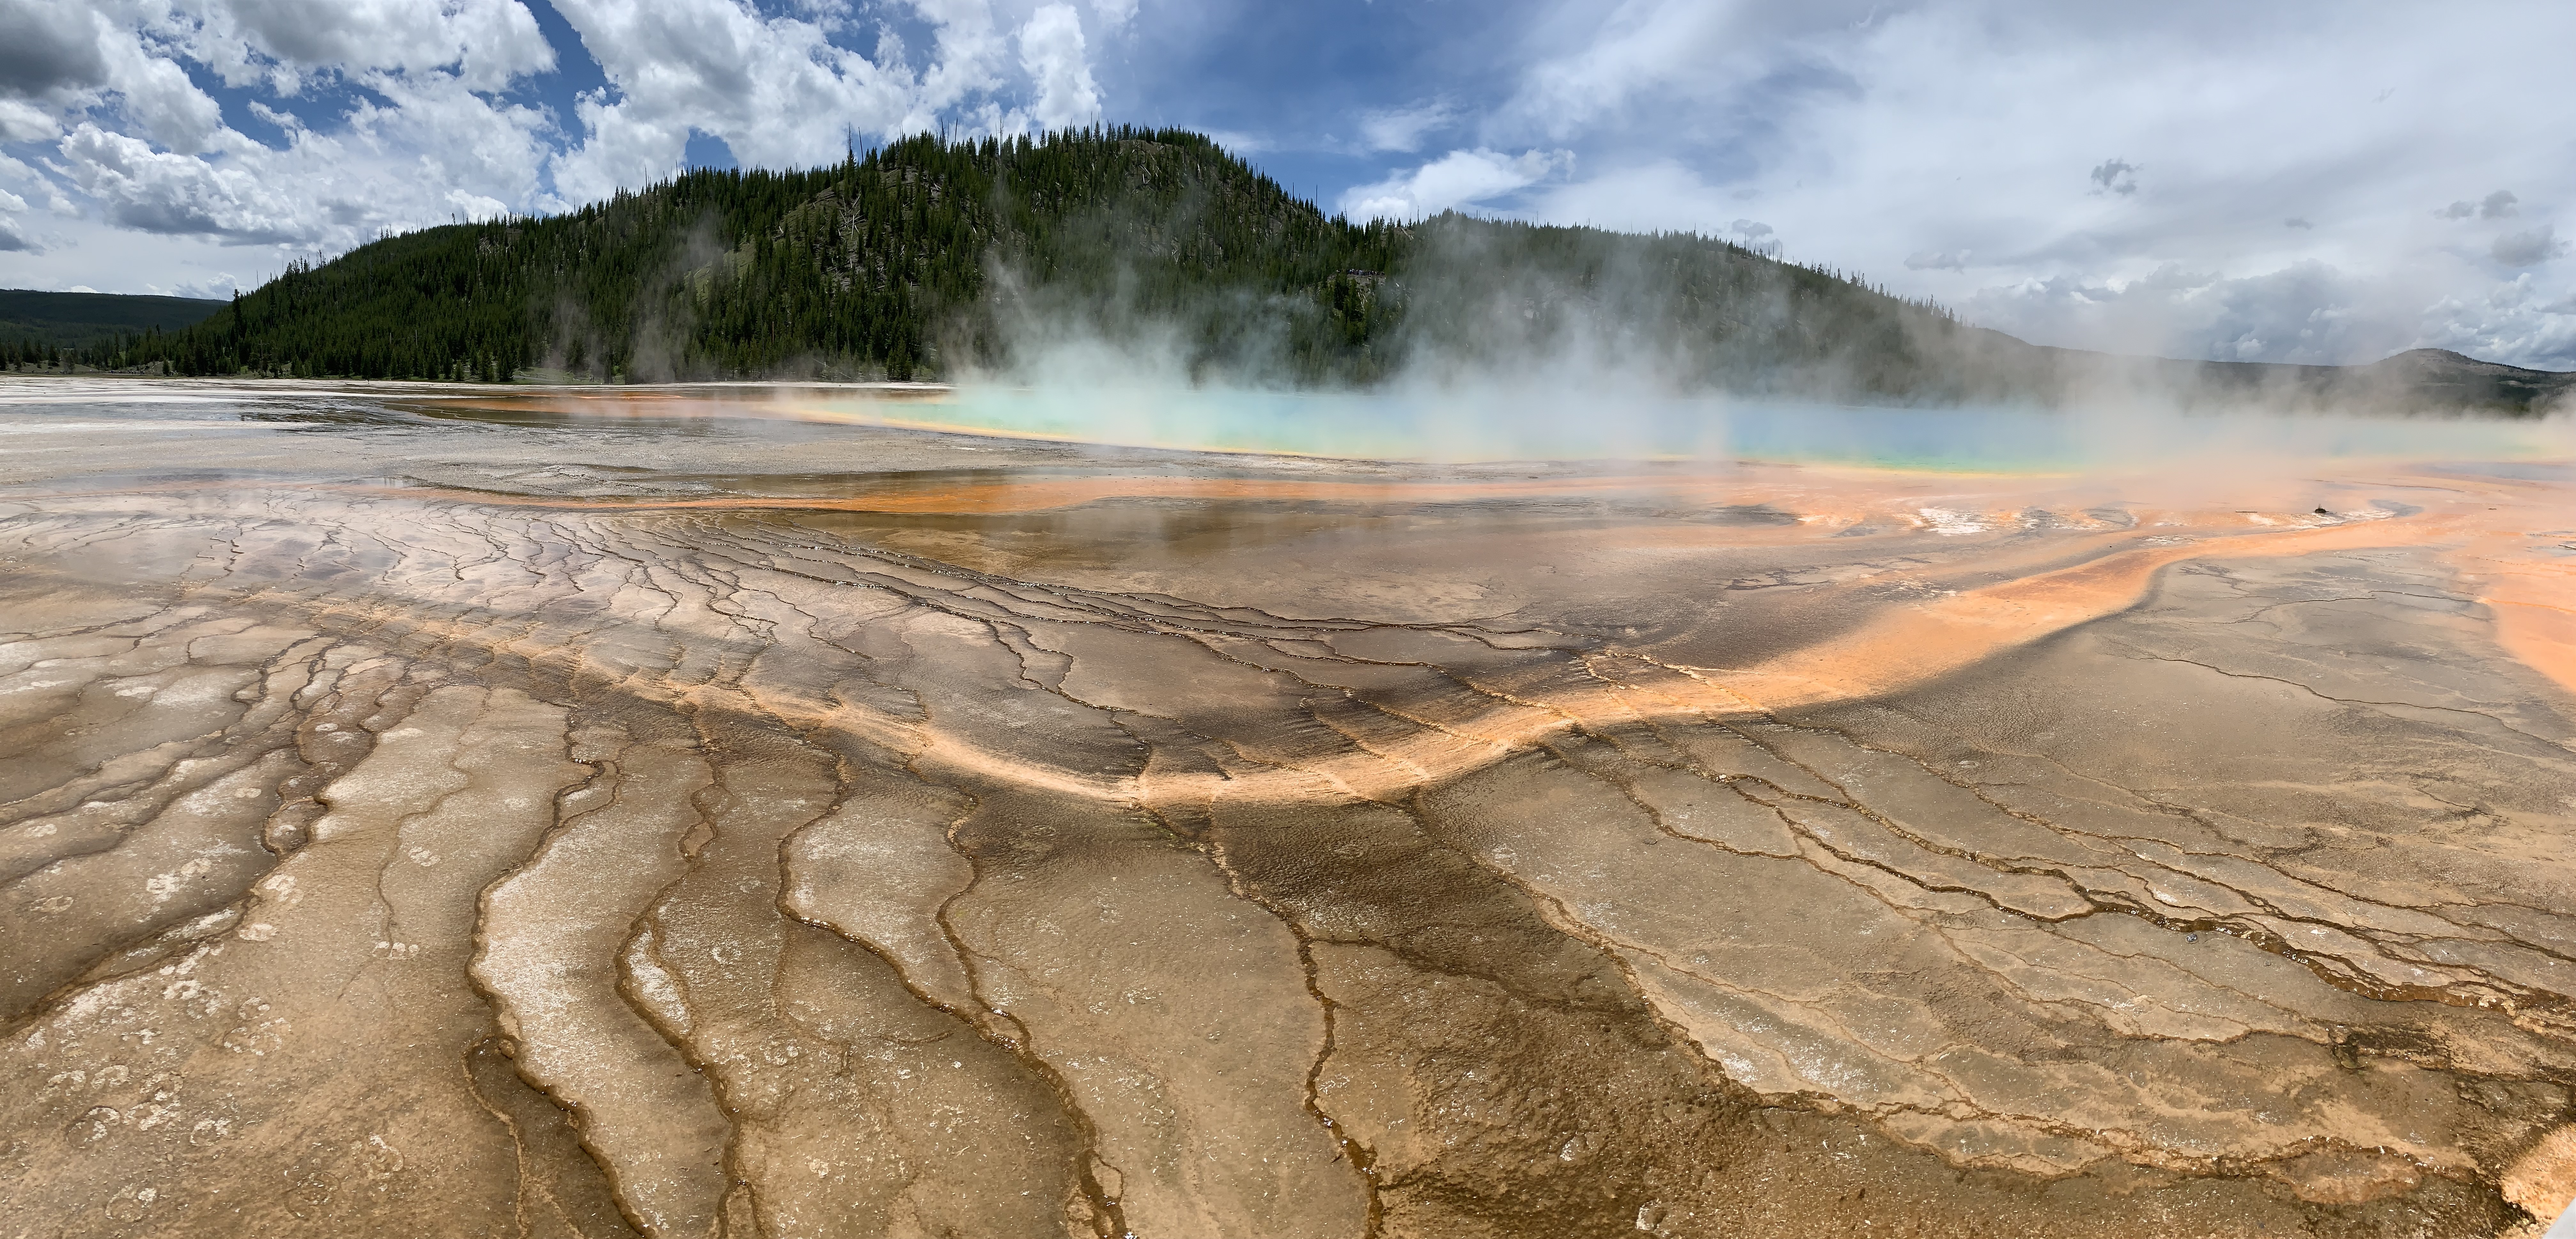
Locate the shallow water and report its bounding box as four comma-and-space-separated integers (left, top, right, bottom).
174, 376, 2576, 469
858, 383, 2576, 468
4, 377, 2575, 1238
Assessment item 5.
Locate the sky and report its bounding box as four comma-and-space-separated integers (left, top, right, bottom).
1, 0, 2570, 369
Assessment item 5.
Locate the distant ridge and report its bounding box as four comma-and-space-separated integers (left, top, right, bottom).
97, 127, 1981, 396
1, 289, 226, 353
2344, 348, 2576, 409
1985, 341, 2576, 414
50, 128, 2574, 413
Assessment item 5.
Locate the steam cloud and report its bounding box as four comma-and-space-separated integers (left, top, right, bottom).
941, 215, 2576, 466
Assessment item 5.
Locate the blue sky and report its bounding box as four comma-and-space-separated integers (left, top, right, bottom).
2, 0, 2572, 368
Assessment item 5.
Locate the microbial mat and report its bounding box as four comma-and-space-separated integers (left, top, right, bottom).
4, 378, 2576, 1238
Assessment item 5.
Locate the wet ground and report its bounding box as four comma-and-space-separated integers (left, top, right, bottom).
4, 377, 2576, 1238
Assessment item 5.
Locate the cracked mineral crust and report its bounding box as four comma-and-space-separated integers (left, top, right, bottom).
4, 377, 2575, 1238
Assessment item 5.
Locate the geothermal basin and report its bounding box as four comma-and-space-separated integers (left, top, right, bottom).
4, 378, 2575, 1238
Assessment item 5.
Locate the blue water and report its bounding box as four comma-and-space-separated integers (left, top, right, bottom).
799, 386, 2576, 471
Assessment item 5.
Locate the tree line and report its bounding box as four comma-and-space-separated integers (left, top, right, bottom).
9, 330, 174, 371
106, 126, 1990, 399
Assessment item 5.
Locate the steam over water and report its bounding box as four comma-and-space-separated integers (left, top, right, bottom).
767, 383, 2570, 469
5, 378, 2576, 1238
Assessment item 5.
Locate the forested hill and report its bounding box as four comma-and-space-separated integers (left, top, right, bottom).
98, 127, 2002, 399
2, 289, 225, 365
76, 127, 2571, 410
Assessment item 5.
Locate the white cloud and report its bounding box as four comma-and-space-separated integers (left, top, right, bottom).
0, 99, 64, 144
169, 0, 555, 95
351, 74, 551, 210
165, 272, 238, 298
5, 1, 238, 157
545, 93, 684, 208
2492, 226, 2566, 269
1357, 98, 1456, 154
0, 0, 1109, 290
1340, 147, 1573, 222
0, 213, 294, 295
2423, 274, 2576, 369
55, 122, 306, 242
2436, 191, 2520, 222
0, 151, 70, 216
0, 0, 568, 271
544, 0, 902, 202
1418, 0, 2576, 367
104, 43, 226, 154
0, 0, 110, 105
900, 0, 1014, 130
8, 0, 2568, 375
1018, 4, 1102, 133
2087, 158, 2138, 197
1516, 160, 1780, 245
1197, 129, 1271, 155
1729, 220, 1782, 256
1500, 0, 1881, 142
1963, 259, 2420, 367
539, 0, 1071, 205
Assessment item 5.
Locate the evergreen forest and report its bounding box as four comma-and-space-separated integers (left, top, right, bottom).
2, 289, 226, 373
75, 128, 2024, 400
40, 126, 2569, 410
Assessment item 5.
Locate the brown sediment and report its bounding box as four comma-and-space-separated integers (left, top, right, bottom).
2437, 478, 2576, 701
369, 462, 2147, 522
13, 468, 1978, 527
383, 473, 1758, 516
3, 380, 2573, 1238
1716, 508, 2486, 708
2487, 590, 2576, 701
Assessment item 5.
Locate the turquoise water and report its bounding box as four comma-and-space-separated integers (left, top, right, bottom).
803, 386, 2576, 471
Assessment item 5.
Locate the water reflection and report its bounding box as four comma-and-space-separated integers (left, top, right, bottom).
13, 378, 2569, 471
427, 383, 2576, 470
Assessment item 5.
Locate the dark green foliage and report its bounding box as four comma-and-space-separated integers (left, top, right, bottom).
1363, 215, 1982, 399
4, 290, 224, 371
48, 135, 2570, 409
0, 289, 225, 350
115, 127, 1970, 393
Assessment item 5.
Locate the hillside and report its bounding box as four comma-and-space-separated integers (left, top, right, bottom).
97, 127, 1985, 397
2321, 348, 2576, 409
79, 127, 2573, 411
2, 289, 225, 364
1931, 336, 2576, 414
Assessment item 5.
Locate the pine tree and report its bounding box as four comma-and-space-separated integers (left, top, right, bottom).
120, 128, 1977, 398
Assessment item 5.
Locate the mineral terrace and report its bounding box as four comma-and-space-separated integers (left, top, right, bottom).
4, 378, 2575, 1238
